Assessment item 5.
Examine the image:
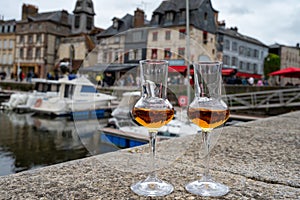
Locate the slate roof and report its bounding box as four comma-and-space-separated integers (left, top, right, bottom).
97, 14, 134, 38
20, 10, 73, 26
151, 0, 218, 33
218, 28, 268, 47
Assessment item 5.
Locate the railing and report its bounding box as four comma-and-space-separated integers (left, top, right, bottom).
225, 88, 300, 110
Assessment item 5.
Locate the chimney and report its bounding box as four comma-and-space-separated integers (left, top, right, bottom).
296, 43, 299, 48
218, 20, 226, 29
230, 26, 238, 32
22, 4, 38, 20
134, 8, 145, 28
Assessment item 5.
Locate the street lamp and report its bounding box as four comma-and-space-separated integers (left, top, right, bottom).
186, 0, 191, 104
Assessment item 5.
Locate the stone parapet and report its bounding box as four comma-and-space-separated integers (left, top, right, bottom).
0, 111, 299, 199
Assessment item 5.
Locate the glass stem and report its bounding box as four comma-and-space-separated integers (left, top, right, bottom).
202, 131, 211, 181
148, 130, 157, 179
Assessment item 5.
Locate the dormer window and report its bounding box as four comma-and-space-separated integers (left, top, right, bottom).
153, 14, 160, 25
165, 12, 174, 24
76, 1, 82, 8
179, 10, 186, 23
113, 19, 118, 29
87, 1, 92, 8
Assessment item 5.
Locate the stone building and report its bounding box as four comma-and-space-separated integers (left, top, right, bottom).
269, 43, 300, 85
269, 43, 300, 69
217, 25, 268, 79
0, 19, 16, 79
146, 0, 219, 66
15, 4, 72, 78
56, 0, 101, 72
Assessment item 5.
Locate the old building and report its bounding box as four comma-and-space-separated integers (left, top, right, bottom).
15, 4, 72, 78
0, 19, 16, 79
269, 43, 300, 69
269, 43, 300, 85
146, 0, 219, 67
217, 26, 268, 79
56, 0, 101, 72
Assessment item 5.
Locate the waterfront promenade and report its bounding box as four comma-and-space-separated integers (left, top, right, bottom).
0, 111, 299, 199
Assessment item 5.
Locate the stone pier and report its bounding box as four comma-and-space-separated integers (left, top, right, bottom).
0, 111, 299, 199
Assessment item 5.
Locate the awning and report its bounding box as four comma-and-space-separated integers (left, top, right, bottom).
236, 72, 262, 79
168, 66, 187, 73
222, 68, 236, 76
79, 63, 138, 73
269, 67, 300, 78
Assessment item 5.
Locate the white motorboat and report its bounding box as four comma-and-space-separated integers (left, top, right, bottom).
1, 78, 60, 111
31, 75, 117, 117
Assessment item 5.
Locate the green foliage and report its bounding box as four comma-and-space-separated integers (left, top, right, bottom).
264, 53, 280, 78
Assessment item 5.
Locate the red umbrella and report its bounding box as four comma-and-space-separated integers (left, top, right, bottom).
269, 67, 300, 78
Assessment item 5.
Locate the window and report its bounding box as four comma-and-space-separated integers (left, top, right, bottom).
179, 10, 186, 23
103, 52, 107, 62
239, 46, 244, 55
224, 39, 230, 50
113, 19, 118, 28
114, 36, 120, 43
129, 49, 142, 60
203, 31, 208, 44
36, 34, 41, 43
9, 39, 13, 49
76, 1, 82, 7
81, 86, 96, 93
178, 48, 185, 58
239, 61, 244, 70
28, 35, 33, 44
86, 16, 93, 30
2, 54, 7, 64
36, 47, 41, 58
231, 57, 238, 67
87, 1, 92, 8
132, 31, 142, 42
165, 12, 174, 24
164, 48, 171, 59
165, 31, 171, 40
8, 54, 13, 64
19, 48, 24, 58
152, 32, 158, 41
246, 63, 251, 71
75, 16, 80, 28
254, 49, 259, 58
27, 48, 33, 59
153, 14, 160, 24
20, 35, 24, 43
232, 42, 237, 51
223, 55, 230, 65
151, 49, 157, 59
179, 29, 186, 39
204, 12, 208, 20
3, 40, 7, 49
0, 40, 2, 48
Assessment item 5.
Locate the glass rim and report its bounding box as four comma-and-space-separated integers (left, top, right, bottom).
194, 61, 222, 65
139, 59, 169, 65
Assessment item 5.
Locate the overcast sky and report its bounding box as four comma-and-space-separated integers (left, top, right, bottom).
0, 0, 299, 46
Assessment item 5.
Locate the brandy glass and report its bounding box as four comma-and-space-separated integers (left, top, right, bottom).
185, 61, 230, 197
131, 60, 174, 197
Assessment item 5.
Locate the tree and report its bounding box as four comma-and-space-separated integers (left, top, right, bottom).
264, 53, 280, 78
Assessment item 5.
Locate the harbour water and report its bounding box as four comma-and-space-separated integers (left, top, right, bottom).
0, 111, 122, 176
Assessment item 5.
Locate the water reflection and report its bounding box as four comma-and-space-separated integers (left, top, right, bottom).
0, 111, 118, 176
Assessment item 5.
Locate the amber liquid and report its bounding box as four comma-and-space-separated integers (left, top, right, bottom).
188, 107, 230, 131
132, 107, 174, 129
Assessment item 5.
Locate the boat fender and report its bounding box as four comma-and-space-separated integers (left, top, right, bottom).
35, 98, 42, 107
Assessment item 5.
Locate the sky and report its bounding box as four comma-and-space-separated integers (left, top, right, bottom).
0, 0, 299, 46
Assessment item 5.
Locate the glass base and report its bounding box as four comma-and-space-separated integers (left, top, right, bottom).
185, 180, 229, 197
131, 176, 174, 197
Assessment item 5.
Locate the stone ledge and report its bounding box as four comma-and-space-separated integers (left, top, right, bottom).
0, 111, 300, 199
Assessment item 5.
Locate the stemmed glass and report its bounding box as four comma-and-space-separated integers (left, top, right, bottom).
131, 60, 174, 196
185, 61, 230, 197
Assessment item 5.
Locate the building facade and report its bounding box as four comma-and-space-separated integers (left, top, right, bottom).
146, 0, 219, 64
269, 43, 300, 69
0, 20, 16, 79
15, 4, 72, 78
217, 26, 269, 78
